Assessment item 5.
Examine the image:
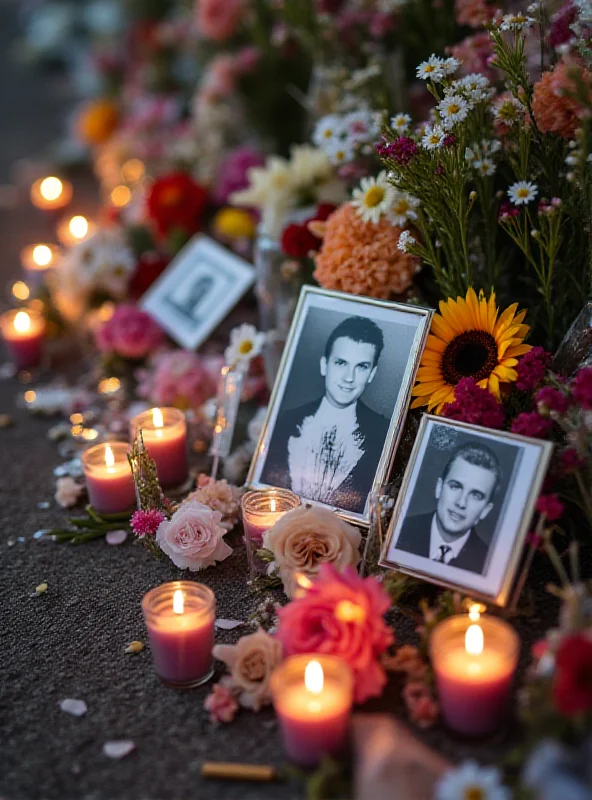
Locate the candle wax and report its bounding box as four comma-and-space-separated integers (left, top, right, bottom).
276, 682, 351, 766
85, 462, 136, 515
142, 427, 188, 489
3, 327, 44, 370
146, 610, 214, 686
242, 515, 282, 547
435, 647, 514, 736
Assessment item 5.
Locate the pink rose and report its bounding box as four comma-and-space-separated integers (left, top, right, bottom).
197, 0, 245, 42
276, 564, 394, 703
95, 304, 164, 360
156, 500, 232, 570
203, 681, 239, 723
136, 350, 218, 410
200, 55, 237, 103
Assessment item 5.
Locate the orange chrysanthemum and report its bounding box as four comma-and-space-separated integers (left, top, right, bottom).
313, 203, 418, 300
76, 99, 120, 147
412, 289, 532, 414
532, 62, 592, 139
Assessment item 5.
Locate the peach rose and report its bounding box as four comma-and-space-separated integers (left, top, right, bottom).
263, 506, 361, 598
156, 500, 232, 570
213, 629, 282, 710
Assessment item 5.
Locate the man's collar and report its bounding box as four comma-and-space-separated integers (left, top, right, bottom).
429, 513, 472, 561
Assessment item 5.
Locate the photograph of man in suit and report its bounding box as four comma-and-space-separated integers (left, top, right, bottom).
395, 442, 501, 575
261, 315, 390, 514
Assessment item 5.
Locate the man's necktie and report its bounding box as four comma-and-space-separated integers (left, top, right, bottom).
437, 544, 451, 563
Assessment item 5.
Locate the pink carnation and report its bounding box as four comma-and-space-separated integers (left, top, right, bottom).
131, 509, 166, 538
511, 411, 553, 439
536, 386, 571, 415
276, 564, 394, 704
572, 367, 592, 409
95, 304, 164, 360
136, 350, 218, 411
196, 0, 245, 42
203, 682, 239, 723
442, 378, 505, 429
515, 347, 552, 391
455, 0, 495, 28
536, 493, 565, 521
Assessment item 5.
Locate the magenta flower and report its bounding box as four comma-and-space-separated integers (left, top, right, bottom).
536, 386, 571, 416
515, 347, 552, 391
571, 367, 592, 409
511, 411, 553, 439
536, 493, 565, 521
560, 448, 585, 474
131, 509, 166, 538
376, 136, 419, 165
213, 146, 266, 205
442, 378, 505, 429
276, 564, 394, 704
95, 304, 164, 361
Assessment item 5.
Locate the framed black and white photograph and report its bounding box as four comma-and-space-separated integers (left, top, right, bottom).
247, 286, 433, 526
140, 235, 255, 350
380, 416, 554, 605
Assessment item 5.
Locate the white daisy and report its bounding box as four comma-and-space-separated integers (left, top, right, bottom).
436, 761, 511, 800
391, 113, 412, 134
508, 180, 538, 205
325, 138, 356, 166
453, 74, 494, 103
474, 158, 496, 176
416, 55, 445, 81
500, 13, 535, 31
483, 138, 502, 154
465, 145, 477, 163
351, 171, 395, 224
438, 94, 470, 129
224, 323, 266, 368
397, 230, 417, 253
441, 57, 461, 77
421, 124, 446, 150
492, 96, 524, 125
390, 191, 420, 227
344, 110, 381, 145
312, 115, 345, 148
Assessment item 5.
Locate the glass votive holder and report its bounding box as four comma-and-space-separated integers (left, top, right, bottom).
270, 654, 354, 767
130, 407, 188, 489
0, 308, 46, 370
81, 441, 136, 515
430, 614, 520, 737
241, 488, 301, 578
142, 581, 215, 689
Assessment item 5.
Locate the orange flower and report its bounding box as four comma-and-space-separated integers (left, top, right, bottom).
313, 203, 418, 300
532, 62, 592, 139
76, 99, 119, 146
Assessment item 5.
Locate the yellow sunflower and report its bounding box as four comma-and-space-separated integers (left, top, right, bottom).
412, 288, 532, 414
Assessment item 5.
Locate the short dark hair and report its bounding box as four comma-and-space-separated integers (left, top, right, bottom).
324, 316, 385, 367
441, 442, 501, 495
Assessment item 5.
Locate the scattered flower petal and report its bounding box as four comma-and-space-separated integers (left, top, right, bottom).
124, 641, 144, 654
103, 740, 135, 759
35, 582, 48, 595
106, 529, 128, 546
215, 619, 244, 630
59, 698, 87, 717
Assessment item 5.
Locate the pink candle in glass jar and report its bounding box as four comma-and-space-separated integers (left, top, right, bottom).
271, 655, 354, 767
241, 489, 300, 579
81, 442, 136, 514
142, 581, 215, 688
0, 309, 45, 370
430, 612, 519, 737
130, 407, 188, 489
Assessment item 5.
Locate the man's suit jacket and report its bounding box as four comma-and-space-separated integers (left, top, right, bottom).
261, 397, 390, 514
395, 511, 489, 575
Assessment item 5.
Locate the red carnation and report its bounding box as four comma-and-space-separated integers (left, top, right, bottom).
146, 172, 208, 238
281, 223, 321, 259
536, 493, 564, 521
128, 252, 170, 299
553, 634, 592, 716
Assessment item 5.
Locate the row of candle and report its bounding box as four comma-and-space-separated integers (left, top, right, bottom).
142, 575, 520, 766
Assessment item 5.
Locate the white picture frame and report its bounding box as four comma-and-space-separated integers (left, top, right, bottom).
140, 235, 255, 350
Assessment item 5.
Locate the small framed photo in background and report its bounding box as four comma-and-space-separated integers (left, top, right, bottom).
141, 235, 255, 350
247, 286, 433, 527
380, 415, 554, 605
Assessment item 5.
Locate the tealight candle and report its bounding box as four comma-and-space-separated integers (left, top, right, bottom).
142, 581, 215, 688
30, 176, 73, 211
130, 407, 188, 489
81, 442, 136, 514
20, 244, 62, 288
241, 488, 301, 577
270, 655, 354, 767
56, 214, 96, 247
430, 611, 519, 737
0, 309, 45, 370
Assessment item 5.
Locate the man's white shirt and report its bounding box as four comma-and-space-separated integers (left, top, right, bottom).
429, 513, 472, 564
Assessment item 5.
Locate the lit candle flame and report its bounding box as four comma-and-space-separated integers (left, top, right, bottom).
14, 311, 31, 333
304, 660, 324, 694
465, 623, 484, 656
153, 408, 164, 428
270, 498, 277, 513
40, 177, 63, 201
105, 444, 115, 470
69, 216, 89, 240
173, 589, 184, 615
33, 245, 52, 266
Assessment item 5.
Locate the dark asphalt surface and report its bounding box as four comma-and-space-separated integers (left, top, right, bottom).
0, 2, 564, 798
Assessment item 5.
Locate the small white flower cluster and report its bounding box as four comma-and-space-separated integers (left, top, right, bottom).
416, 55, 460, 82
499, 13, 536, 31
465, 139, 502, 176
397, 229, 417, 253
565, 137, 592, 179
351, 171, 420, 226
508, 180, 538, 205
313, 109, 383, 166
452, 73, 495, 104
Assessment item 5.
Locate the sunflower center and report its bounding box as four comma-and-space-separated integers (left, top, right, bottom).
365, 186, 385, 207
441, 330, 498, 384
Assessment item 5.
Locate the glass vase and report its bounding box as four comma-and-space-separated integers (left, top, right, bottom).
360, 482, 398, 578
